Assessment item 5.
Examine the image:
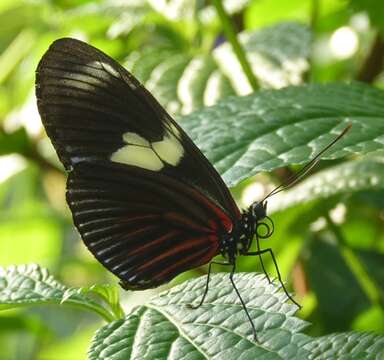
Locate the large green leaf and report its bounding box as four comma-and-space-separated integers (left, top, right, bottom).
0, 264, 116, 322
1, 265, 383, 359
89, 272, 310, 360
302, 332, 384, 359
89, 272, 384, 359
179, 82, 384, 187
269, 155, 384, 213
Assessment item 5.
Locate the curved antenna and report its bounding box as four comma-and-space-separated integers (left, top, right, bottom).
261, 123, 352, 202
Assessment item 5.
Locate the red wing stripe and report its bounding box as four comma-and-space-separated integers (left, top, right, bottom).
163, 212, 212, 233
153, 245, 216, 282
125, 230, 180, 259
78, 214, 158, 230
89, 224, 158, 250
109, 231, 183, 274
132, 235, 213, 275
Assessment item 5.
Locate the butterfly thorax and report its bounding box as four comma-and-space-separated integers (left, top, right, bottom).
219, 202, 268, 263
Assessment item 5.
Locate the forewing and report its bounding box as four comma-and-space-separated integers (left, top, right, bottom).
67, 162, 233, 289
36, 37, 239, 219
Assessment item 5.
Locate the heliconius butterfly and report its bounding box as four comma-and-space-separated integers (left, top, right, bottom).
36, 38, 350, 341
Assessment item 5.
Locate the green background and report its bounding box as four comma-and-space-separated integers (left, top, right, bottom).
0, 0, 383, 359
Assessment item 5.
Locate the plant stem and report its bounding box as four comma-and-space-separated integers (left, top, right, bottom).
356, 32, 384, 83
304, 0, 319, 83
212, 0, 259, 91
310, 0, 319, 30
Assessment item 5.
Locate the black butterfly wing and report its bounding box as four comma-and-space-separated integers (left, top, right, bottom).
36, 38, 240, 288
36, 37, 239, 217
67, 161, 233, 289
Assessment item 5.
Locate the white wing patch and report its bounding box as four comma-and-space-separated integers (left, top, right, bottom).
110, 126, 184, 171
111, 145, 163, 171
122, 132, 150, 146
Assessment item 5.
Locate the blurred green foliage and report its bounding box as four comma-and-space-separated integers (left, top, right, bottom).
0, 0, 383, 359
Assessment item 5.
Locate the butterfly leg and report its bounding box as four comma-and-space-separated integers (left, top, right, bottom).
255, 234, 271, 284
244, 248, 302, 309
229, 263, 258, 342
189, 260, 232, 309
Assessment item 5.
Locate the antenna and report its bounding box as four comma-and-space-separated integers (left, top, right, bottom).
261, 123, 352, 201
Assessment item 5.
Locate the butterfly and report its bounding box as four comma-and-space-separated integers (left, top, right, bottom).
36, 38, 349, 340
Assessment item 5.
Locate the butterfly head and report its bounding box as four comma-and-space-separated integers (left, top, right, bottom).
250, 201, 267, 221
249, 201, 274, 241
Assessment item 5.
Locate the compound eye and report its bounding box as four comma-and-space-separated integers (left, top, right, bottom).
251, 202, 266, 220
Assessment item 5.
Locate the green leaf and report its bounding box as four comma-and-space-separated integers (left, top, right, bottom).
0, 30, 36, 85
303, 236, 370, 332
0, 264, 115, 322
147, 0, 196, 21
124, 23, 310, 116
214, 22, 311, 92
0, 127, 30, 155
105, 0, 151, 38
89, 272, 384, 359
349, 0, 384, 35
89, 273, 311, 360
356, 250, 384, 302
244, 0, 309, 30
63, 284, 125, 319
200, 0, 252, 24
179, 82, 384, 187
125, 47, 176, 84
146, 54, 192, 115
269, 156, 384, 213
301, 332, 384, 359
203, 69, 237, 107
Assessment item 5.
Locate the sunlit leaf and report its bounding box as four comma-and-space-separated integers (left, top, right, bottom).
203, 69, 236, 107
147, 0, 196, 21
0, 30, 35, 85
178, 55, 217, 114
146, 54, 192, 115
200, 0, 251, 23
125, 46, 176, 83
214, 22, 311, 93
244, 0, 309, 29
